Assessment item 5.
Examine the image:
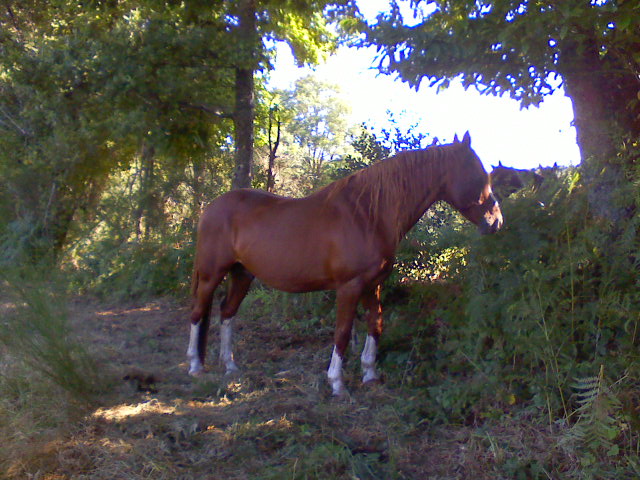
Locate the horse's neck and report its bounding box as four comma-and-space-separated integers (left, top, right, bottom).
326, 150, 445, 245
390, 154, 444, 240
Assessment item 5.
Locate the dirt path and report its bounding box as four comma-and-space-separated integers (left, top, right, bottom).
35, 296, 534, 479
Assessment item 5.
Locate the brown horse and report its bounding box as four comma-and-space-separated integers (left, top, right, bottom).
490, 161, 545, 201
187, 132, 503, 396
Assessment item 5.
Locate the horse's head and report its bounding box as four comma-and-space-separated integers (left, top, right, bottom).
443, 132, 503, 235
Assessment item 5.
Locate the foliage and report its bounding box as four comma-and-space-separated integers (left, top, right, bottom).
244, 285, 336, 333
398, 170, 635, 387
267, 75, 357, 194
564, 367, 623, 470
0, 269, 103, 400
362, 0, 640, 108
0, 1, 238, 258
327, 114, 430, 181
0, 0, 356, 258
361, 0, 640, 184
61, 155, 226, 298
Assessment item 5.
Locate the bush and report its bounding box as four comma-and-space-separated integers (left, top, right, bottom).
0, 268, 106, 475
379, 167, 640, 475
66, 236, 193, 299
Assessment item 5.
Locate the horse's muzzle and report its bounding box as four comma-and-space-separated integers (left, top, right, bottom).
479, 210, 504, 235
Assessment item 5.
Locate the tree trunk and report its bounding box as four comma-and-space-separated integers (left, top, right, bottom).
558, 35, 639, 220
31, 180, 78, 261
232, 67, 254, 189
134, 142, 157, 239
231, 0, 257, 190
46, 184, 77, 259
266, 106, 281, 192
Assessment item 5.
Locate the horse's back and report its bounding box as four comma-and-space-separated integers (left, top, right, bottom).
195, 188, 382, 292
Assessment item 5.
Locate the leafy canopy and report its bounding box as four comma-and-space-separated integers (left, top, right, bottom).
363, 0, 640, 108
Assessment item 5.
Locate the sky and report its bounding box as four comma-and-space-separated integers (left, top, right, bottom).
266, 1, 581, 171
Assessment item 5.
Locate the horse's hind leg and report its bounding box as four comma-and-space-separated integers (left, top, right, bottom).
188, 270, 227, 375
360, 285, 383, 384
219, 264, 254, 374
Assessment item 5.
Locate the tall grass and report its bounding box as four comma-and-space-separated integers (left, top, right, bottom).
0, 267, 105, 476
1, 269, 103, 400
374, 166, 640, 477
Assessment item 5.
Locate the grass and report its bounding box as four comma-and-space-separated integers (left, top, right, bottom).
3, 167, 639, 478
3, 292, 629, 479
0, 272, 107, 478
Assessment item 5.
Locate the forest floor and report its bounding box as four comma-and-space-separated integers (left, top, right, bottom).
6, 295, 560, 479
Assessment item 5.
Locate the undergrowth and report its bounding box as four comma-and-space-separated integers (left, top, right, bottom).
237, 166, 640, 477
64, 235, 193, 299
0, 268, 107, 476
380, 167, 640, 477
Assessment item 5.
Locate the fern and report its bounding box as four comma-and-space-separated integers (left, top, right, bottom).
567, 365, 622, 466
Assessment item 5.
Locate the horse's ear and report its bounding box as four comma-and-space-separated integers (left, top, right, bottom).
498, 160, 503, 167
462, 131, 471, 147
453, 134, 459, 143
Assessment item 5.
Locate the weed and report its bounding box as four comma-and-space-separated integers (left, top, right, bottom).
0, 268, 106, 476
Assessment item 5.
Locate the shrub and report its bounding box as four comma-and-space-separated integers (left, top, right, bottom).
66, 236, 193, 299
383, 168, 640, 435
0, 268, 106, 476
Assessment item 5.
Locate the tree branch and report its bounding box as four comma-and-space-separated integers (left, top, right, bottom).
178, 101, 234, 119
0, 104, 29, 137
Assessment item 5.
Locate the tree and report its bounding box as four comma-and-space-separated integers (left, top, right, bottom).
276, 75, 356, 193
0, 1, 357, 258
226, 0, 357, 189
362, 1, 640, 196
0, 1, 236, 257
266, 104, 282, 193
327, 115, 430, 181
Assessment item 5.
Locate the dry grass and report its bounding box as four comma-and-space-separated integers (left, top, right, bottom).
2, 296, 576, 479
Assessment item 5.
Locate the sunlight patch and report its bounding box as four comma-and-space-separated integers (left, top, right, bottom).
96, 304, 161, 317
93, 399, 176, 421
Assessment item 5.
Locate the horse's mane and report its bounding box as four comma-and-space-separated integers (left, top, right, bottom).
317, 143, 465, 241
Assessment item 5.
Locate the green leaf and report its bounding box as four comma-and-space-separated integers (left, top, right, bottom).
606, 444, 619, 456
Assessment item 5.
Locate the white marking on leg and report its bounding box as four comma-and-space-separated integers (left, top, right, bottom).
187, 321, 203, 376
327, 346, 345, 396
361, 335, 380, 383
220, 317, 239, 374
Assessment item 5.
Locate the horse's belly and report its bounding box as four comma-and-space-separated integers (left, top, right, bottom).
240, 253, 337, 293
232, 202, 374, 292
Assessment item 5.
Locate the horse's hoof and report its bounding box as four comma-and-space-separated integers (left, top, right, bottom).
224, 365, 241, 378
363, 375, 383, 386
188, 362, 204, 376
331, 388, 354, 403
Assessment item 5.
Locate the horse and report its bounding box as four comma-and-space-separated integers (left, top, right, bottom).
490, 161, 545, 201
187, 131, 503, 396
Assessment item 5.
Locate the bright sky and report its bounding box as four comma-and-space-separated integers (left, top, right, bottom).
267, 1, 581, 171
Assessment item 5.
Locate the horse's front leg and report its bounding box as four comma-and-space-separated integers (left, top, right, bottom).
328, 281, 362, 396
360, 285, 383, 384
